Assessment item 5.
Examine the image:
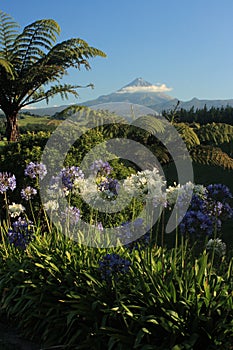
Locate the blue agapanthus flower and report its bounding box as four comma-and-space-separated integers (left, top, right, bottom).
21, 186, 37, 200
206, 184, 233, 202
98, 253, 131, 281
0, 172, 16, 193
61, 206, 81, 225
8, 217, 34, 250
24, 162, 47, 180
98, 177, 119, 200
60, 166, 84, 190
90, 159, 112, 176
179, 209, 220, 238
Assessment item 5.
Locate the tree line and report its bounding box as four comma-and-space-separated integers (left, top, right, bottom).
162, 105, 233, 125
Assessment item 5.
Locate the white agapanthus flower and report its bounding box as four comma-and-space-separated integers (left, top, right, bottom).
72, 177, 87, 195
79, 177, 100, 204
193, 184, 207, 198
8, 203, 26, 217
123, 167, 166, 201
166, 181, 195, 208
206, 238, 226, 257
43, 200, 59, 212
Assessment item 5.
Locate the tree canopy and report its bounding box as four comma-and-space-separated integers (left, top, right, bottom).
0, 11, 106, 140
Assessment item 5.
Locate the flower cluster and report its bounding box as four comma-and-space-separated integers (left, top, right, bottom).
60, 166, 84, 191
8, 217, 34, 250
8, 203, 25, 218
98, 177, 120, 200
178, 183, 233, 238
205, 184, 233, 221
98, 253, 131, 281
123, 167, 166, 201
116, 218, 150, 249
61, 206, 81, 225
24, 162, 47, 180
0, 172, 16, 194
21, 186, 37, 201
179, 210, 216, 237
90, 159, 112, 176
206, 238, 226, 257
43, 200, 59, 212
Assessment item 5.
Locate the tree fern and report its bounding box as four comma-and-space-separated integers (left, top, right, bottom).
0, 11, 19, 60
173, 122, 200, 148
195, 122, 233, 145
0, 11, 106, 141
190, 145, 233, 169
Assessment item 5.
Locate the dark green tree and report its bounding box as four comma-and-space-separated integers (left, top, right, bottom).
0, 11, 106, 141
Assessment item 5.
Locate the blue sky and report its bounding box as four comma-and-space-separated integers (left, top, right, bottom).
1, 0, 233, 107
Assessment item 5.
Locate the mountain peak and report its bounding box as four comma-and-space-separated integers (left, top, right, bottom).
117, 78, 172, 94
122, 77, 153, 88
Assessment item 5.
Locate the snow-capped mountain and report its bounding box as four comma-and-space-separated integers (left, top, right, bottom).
19, 78, 233, 116
82, 78, 174, 109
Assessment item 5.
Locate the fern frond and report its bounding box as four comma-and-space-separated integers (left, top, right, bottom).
174, 122, 200, 148
196, 122, 233, 145
0, 11, 20, 60
0, 58, 14, 77
132, 115, 165, 134
190, 145, 233, 169
14, 19, 60, 72
45, 38, 106, 72
21, 84, 82, 106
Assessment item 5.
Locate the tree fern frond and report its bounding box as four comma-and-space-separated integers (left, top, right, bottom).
21, 84, 84, 106
132, 115, 165, 134
190, 145, 233, 169
174, 122, 200, 148
0, 58, 14, 77
14, 19, 60, 72
196, 122, 233, 145
46, 38, 106, 71
0, 11, 20, 60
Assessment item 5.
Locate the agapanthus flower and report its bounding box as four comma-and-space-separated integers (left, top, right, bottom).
21, 186, 37, 200
60, 166, 84, 191
179, 209, 218, 238
123, 167, 165, 200
206, 184, 233, 202
166, 181, 194, 210
61, 206, 81, 225
204, 184, 233, 221
90, 159, 112, 176
98, 177, 120, 200
43, 200, 59, 212
8, 203, 25, 218
0, 172, 16, 193
206, 238, 226, 257
98, 253, 131, 281
8, 217, 34, 250
116, 218, 148, 246
24, 162, 47, 180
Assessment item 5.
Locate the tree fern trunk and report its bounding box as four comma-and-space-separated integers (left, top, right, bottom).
6, 112, 19, 141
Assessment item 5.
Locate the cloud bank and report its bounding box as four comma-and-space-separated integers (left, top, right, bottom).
117, 84, 173, 94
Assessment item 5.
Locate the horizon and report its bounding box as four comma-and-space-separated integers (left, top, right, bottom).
1, 0, 233, 108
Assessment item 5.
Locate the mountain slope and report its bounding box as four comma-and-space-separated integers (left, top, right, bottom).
13, 78, 233, 116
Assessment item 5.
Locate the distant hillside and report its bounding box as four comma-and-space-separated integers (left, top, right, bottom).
6, 77, 233, 116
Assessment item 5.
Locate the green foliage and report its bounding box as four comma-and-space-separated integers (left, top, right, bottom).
0, 10, 106, 140
163, 104, 233, 125
0, 230, 232, 349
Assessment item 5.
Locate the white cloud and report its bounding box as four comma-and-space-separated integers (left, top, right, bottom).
117, 84, 173, 94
